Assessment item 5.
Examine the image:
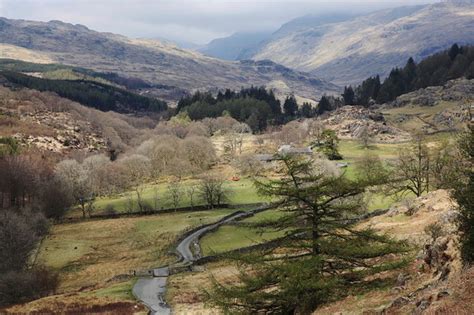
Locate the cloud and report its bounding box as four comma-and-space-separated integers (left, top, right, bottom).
0, 0, 441, 44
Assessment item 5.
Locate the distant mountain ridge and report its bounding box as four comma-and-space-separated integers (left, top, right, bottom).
199, 32, 271, 61
0, 17, 339, 102
248, 1, 474, 86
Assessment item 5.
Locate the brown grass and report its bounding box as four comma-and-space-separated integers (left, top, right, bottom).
2, 294, 145, 315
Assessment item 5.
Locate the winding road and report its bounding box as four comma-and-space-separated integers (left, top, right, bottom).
132, 207, 265, 314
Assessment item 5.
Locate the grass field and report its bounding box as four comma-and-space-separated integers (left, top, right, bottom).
200, 209, 287, 255
76, 178, 267, 217
36, 208, 239, 294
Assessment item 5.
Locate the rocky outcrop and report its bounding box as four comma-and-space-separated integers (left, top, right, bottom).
322, 106, 411, 142
376, 190, 463, 314
387, 79, 474, 109
381, 79, 473, 133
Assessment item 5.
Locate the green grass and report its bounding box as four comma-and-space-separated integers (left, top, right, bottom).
82, 279, 136, 300
37, 207, 243, 292
88, 178, 266, 216
200, 209, 287, 255
339, 140, 402, 161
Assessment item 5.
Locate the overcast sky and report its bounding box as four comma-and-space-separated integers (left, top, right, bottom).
0, 0, 440, 44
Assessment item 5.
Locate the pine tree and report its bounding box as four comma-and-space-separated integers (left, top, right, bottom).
403, 57, 417, 91
449, 43, 460, 61
299, 102, 313, 118
205, 155, 408, 314
283, 95, 298, 117
342, 86, 355, 105
316, 95, 332, 115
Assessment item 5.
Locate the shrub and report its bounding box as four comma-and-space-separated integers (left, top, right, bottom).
104, 204, 117, 216
0, 267, 58, 307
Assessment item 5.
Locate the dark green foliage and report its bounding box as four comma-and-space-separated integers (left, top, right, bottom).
0, 71, 167, 113
0, 59, 68, 73
317, 129, 343, 160
177, 86, 282, 132
342, 86, 355, 105
453, 125, 474, 263
316, 95, 332, 115
355, 44, 474, 105
355, 76, 380, 107
283, 95, 298, 117
205, 156, 408, 313
299, 102, 314, 118
376, 68, 407, 104
449, 43, 460, 61
0, 58, 153, 89
0, 137, 19, 157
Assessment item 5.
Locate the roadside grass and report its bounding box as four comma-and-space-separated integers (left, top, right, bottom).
200, 209, 287, 255
200, 191, 397, 256
36, 208, 238, 294
81, 279, 137, 300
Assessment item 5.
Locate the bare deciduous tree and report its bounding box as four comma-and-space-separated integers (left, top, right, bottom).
55, 159, 92, 218
167, 178, 183, 210
186, 184, 199, 210
390, 136, 430, 197
198, 176, 229, 209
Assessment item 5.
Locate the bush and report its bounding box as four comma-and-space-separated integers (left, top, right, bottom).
104, 204, 117, 216
424, 223, 445, 241
0, 267, 58, 306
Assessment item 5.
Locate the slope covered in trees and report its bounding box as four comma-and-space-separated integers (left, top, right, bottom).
176, 87, 283, 132
0, 59, 155, 90
350, 44, 474, 106
0, 71, 167, 113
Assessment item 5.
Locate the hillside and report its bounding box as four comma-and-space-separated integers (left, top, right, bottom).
381, 78, 474, 134
249, 1, 474, 85
199, 32, 271, 61
0, 18, 339, 102
0, 86, 155, 156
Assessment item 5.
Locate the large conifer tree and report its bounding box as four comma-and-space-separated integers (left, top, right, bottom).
205, 155, 408, 314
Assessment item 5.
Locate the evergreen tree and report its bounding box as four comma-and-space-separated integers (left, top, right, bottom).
355, 76, 380, 107
402, 57, 417, 91
318, 129, 343, 160
283, 95, 298, 117
205, 155, 408, 314
299, 102, 313, 118
449, 43, 460, 61
454, 125, 474, 263
376, 68, 406, 104
342, 86, 355, 105
316, 95, 332, 115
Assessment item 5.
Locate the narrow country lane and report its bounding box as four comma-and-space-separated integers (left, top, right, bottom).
132, 206, 268, 314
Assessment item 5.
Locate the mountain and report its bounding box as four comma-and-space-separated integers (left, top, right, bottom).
199, 32, 271, 61
271, 12, 358, 39
201, 14, 357, 62
0, 18, 339, 102
249, 1, 474, 86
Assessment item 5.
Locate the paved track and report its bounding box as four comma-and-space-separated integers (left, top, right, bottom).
132, 209, 254, 314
